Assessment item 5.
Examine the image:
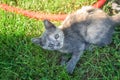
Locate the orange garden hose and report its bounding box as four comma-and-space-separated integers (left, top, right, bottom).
0, 0, 106, 21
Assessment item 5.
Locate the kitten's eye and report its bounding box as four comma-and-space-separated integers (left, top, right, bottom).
55, 34, 59, 39
48, 43, 54, 48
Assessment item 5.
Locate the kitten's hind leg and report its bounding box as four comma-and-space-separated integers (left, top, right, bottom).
66, 44, 85, 74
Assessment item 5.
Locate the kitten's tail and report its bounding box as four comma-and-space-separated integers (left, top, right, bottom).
112, 14, 120, 25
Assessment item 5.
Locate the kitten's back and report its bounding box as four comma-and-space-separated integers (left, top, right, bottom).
59, 6, 116, 46
59, 6, 110, 29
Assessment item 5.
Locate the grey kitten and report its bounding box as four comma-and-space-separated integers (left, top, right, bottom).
31, 6, 120, 74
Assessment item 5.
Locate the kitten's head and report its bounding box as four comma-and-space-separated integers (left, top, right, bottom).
31, 20, 64, 50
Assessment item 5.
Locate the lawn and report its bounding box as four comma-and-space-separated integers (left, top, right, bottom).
0, 0, 120, 80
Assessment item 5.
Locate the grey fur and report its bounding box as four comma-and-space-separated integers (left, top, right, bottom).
31, 6, 120, 74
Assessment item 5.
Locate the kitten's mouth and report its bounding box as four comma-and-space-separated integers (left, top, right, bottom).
53, 44, 63, 50
46, 44, 63, 50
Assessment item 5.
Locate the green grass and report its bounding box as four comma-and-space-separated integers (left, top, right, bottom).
0, 0, 120, 80
0, 0, 97, 14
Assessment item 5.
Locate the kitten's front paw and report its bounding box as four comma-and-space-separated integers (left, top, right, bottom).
66, 63, 75, 74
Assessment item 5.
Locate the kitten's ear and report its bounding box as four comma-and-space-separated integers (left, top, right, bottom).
43, 20, 56, 30
31, 38, 43, 46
